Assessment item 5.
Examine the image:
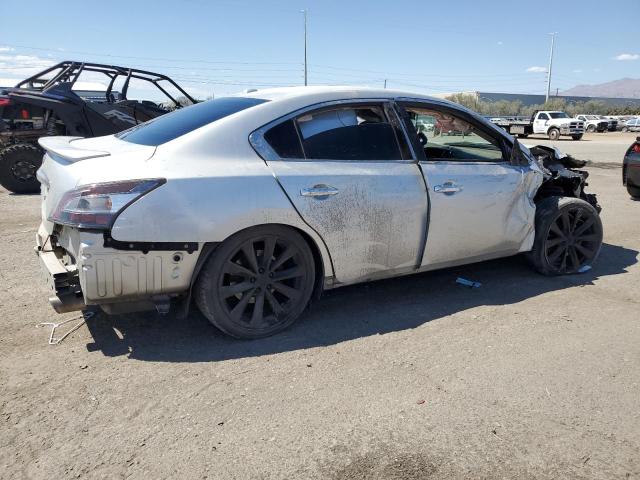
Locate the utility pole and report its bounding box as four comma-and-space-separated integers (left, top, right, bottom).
545, 32, 556, 103
384, 79, 387, 89
302, 9, 308, 86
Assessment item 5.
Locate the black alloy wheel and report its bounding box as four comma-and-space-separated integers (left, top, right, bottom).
196, 225, 316, 339
528, 196, 603, 275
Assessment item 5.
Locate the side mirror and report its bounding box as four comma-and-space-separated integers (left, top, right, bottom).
510, 139, 529, 167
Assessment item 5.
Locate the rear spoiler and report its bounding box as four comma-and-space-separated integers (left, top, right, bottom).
38, 136, 110, 162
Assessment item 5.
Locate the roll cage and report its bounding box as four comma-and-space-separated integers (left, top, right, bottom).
14, 61, 196, 108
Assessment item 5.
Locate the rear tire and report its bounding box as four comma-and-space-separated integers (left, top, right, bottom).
527, 196, 603, 275
572, 134, 583, 141
195, 225, 316, 339
0, 143, 43, 194
548, 128, 560, 141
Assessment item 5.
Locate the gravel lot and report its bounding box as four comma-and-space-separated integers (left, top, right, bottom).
1, 132, 638, 479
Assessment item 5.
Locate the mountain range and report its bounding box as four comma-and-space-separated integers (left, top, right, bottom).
561, 78, 640, 98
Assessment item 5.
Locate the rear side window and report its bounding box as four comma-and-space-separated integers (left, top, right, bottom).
264, 119, 303, 158
117, 97, 268, 146
295, 106, 402, 160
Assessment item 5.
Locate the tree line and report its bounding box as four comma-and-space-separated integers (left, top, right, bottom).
444, 93, 640, 117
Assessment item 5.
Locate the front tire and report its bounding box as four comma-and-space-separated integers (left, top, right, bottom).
0, 143, 43, 194
628, 184, 640, 199
586, 124, 596, 133
548, 128, 560, 141
527, 196, 603, 275
195, 225, 316, 339
572, 134, 583, 141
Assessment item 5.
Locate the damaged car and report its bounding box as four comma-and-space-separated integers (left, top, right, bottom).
35, 87, 603, 338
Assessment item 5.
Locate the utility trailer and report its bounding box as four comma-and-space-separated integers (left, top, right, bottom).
491, 110, 585, 141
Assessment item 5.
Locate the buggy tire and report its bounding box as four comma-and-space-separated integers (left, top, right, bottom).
547, 128, 560, 141
0, 143, 43, 194
527, 196, 603, 276
195, 225, 316, 339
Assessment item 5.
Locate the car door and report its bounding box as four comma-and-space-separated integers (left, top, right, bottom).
533, 112, 549, 134
397, 100, 536, 269
251, 101, 429, 284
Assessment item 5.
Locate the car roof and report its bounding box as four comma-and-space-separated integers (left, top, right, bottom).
241, 85, 438, 103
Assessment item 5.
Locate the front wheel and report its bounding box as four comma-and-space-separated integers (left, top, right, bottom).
628, 184, 640, 199
621, 127, 629, 133
572, 134, 583, 141
527, 196, 603, 275
548, 128, 560, 141
586, 125, 596, 133
195, 225, 316, 339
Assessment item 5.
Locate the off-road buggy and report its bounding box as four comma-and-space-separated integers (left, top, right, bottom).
0, 61, 195, 193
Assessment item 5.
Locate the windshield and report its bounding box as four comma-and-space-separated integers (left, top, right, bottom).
586, 115, 599, 120
117, 96, 268, 146
548, 112, 570, 119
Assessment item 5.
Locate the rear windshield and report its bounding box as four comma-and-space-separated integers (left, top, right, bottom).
117, 97, 268, 146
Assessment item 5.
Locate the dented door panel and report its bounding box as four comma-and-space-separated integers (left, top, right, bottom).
267, 160, 428, 284
419, 161, 538, 268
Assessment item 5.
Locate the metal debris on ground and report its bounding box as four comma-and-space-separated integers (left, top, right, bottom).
37, 311, 94, 345
456, 277, 482, 288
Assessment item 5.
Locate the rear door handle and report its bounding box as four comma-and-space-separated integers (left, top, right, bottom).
433, 182, 462, 194
300, 185, 339, 197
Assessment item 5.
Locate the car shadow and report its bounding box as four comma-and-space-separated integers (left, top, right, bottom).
84, 243, 637, 362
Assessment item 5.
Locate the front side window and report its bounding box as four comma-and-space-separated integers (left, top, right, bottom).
294, 105, 402, 160
549, 112, 569, 119
403, 106, 504, 162
538, 113, 550, 120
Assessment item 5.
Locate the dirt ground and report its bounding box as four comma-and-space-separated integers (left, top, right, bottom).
1, 132, 638, 479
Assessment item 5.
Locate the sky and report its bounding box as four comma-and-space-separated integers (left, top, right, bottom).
1, 0, 639, 100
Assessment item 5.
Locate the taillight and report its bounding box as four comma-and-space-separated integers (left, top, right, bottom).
49, 179, 165, 229
21, 109, 29, 119
0, 98, 10, 107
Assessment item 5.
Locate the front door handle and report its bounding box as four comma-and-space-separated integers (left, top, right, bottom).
433, 182, 462, 194
300, 185, 339, 197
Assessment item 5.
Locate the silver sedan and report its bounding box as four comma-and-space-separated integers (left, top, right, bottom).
36, 87, 603, 338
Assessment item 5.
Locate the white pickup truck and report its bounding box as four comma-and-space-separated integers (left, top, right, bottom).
575, 114, 609, 133
491, 110, 585, 140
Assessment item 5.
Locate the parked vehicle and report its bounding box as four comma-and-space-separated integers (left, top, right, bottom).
491, 110, 585, 140
0, 61, 195, 194
621, 118, 640, 133
575, 115, 608, 133
36, 87, 603, 338
597, 116, 618, 132
623, 136, 640, 198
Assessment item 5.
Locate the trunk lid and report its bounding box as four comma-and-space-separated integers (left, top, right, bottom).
37, 135, 156, 233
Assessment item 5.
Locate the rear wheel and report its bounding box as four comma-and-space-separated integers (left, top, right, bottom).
548, 128, 560, 141
527, 196, 603, 275
195, 225, 316, 339
0, 143, 43, 194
